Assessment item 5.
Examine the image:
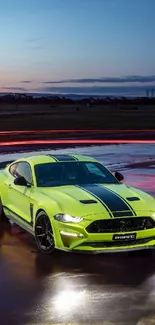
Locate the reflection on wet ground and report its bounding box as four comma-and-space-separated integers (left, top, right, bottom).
0, 144, 155, 325
1, 219, 155, 325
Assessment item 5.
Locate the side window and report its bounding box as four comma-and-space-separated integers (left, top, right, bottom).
85, 163, 105, 177
9, 163, 18, 177
16, 162, 33, 185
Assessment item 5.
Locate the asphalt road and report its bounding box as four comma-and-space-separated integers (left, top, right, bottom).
1, 166, 155, 325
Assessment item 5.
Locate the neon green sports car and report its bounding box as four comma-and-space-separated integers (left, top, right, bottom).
0, 154, 155, 254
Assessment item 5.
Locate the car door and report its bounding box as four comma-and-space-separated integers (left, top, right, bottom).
4, 161, 34, 224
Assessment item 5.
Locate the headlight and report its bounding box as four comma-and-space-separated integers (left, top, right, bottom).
54, 213, 83, 223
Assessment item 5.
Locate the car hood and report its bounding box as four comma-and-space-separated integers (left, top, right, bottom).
40, 183, 155, 218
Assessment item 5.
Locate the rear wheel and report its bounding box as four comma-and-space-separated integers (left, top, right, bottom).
35, 211, 55, 254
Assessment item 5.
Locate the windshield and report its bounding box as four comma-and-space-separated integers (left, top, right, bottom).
34, 161, 118, 187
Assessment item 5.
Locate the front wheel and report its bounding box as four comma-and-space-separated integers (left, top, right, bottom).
35, 211, 55, 254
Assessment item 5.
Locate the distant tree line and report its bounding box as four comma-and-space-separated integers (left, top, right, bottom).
0, 93, 155, 105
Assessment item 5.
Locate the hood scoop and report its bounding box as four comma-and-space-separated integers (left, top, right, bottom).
126, 197, 140, 201
80, 199, 98, 204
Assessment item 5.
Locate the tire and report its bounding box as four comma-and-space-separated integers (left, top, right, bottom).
35, 211, 55, 254
0, 198, 6, 222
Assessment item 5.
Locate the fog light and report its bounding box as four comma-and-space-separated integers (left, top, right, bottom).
60, 230, 83, 237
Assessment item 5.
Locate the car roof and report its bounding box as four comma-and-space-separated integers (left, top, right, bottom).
15, 154, 98, 166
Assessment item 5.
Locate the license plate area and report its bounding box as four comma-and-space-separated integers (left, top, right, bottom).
113, 233, 136, 241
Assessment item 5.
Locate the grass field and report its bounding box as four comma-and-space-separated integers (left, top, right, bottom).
0, 103, 155, 132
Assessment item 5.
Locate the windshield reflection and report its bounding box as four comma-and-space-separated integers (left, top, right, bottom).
35, 161, 118, 187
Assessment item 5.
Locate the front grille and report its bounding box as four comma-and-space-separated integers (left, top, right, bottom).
86, 217, 155, 234
80, 237, 155, 248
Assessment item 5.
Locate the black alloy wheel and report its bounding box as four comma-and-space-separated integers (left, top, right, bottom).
35, 211, 55, 254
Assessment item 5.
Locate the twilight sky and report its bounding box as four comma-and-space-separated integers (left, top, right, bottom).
0, 0, 155, 96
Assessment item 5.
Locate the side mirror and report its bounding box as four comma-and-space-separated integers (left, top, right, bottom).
14, 176, 28, 186
115, 171, 124, 182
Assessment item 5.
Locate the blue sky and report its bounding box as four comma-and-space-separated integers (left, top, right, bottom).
0, 0, 155, 95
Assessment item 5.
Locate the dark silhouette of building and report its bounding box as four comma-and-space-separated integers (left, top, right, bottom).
146, 89, 149, 97
151, 89, 154, 98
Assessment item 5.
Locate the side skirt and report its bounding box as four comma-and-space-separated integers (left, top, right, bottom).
3, 206, 34, 236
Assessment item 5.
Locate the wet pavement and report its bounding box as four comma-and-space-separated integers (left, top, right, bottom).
1, 144, 155, 325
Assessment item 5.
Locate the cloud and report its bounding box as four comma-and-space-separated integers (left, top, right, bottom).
26, 37, 43, 43
20, 80, 32, 84
2, 87, 27, 91
43, 75, 155, 84
37, 85, 154, 95
29, 46, 43, 50
26, 37, 43, 50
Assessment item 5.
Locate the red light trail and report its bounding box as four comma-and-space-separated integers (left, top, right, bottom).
0, 129, 154, 146
0, 139, 155, 146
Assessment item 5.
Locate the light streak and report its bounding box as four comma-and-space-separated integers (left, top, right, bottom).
0, 129, 154, 135
0, 139, 155, 146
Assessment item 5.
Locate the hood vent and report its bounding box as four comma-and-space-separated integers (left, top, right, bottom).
80, 199, 98, 204
126, 197, 140, 201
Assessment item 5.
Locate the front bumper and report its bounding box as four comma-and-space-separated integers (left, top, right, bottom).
53, 219, 155, 253
58, 244, 155, 254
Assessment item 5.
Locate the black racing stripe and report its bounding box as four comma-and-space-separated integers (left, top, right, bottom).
102, 186, 137, 216
47, 154, 77, 161
78, 184, 134, 217
97, 185, 136, 216
70, 155, 79, 161
77, 185, 113, 218
47, 155, 58, 161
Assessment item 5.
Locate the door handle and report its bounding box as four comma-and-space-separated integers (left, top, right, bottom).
8, 184, 12, 189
